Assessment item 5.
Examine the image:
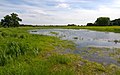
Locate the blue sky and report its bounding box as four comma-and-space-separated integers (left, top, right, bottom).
0, 0, 120, 25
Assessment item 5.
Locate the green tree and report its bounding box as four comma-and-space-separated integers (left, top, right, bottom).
95, 17, 110, 26
10, 13, 22, 27
1, 15, 11, 27
87, 23, 95, 26
110, 18, 120, 26
0, 22, 1, 27
1, 13, 22, 27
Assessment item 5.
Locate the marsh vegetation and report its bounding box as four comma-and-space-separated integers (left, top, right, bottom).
0, 26, 120, 75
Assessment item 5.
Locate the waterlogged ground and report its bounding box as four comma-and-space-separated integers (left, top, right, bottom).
30, 29, 120, 66
2, 27, 120, 75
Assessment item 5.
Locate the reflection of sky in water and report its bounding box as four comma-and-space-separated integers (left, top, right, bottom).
30, 29, 120, 48
30, 29, 120, 66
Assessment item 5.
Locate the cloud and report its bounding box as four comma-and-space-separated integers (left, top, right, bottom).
56, 3, 70, 9
56, 0, 66, 2
0, 0, 120, 25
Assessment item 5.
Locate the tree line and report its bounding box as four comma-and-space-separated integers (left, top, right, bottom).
0, 13, 22, 27
87, 17, 120, 26
0, 13, 120, 27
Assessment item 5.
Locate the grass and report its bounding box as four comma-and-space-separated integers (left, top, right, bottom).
58, 26, 120, 33
35, 26, 120, 33
0, 27, 75, 74
0, 27, 120, 75
50, 31, 59, 35
108, 48, 120, 62
77, 26, 120, 33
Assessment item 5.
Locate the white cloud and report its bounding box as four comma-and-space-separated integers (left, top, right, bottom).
56, 3, 70, 9
1, 0, 120, 25
56, 0, 66, 2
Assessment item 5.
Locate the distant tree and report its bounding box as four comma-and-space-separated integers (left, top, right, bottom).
10, 13, 22, 27
87, 23, 95, 26
110, 18, 120, 26
0, 22, 1, 27
95, 17, 110, 26
1, 13, 22, 27
68, 24, 76, 26
1, 15, 11, 27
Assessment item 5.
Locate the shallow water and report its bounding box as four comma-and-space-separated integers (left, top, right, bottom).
30, 29, 120, 66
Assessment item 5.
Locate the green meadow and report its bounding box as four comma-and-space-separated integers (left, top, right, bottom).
29, 26, 120, 33
0, 27, 120, 75
61, 26, 120, 33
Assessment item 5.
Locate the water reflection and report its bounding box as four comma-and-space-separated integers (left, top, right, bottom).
30, 29, 120, 48
30, 29, 120, 66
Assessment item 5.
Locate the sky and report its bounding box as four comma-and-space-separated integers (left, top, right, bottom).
0, 0, 120, 25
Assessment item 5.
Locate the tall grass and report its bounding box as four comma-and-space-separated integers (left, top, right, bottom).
0, 27, 76, 75
0, 27, 120, 75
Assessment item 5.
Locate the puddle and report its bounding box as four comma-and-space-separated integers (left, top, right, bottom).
30, 29, 120, 66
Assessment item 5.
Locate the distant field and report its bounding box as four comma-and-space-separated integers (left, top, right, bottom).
25, 26, 120, 33
74, 26, 120, 33
0, 27, 120, 75
55, 26, 120, 33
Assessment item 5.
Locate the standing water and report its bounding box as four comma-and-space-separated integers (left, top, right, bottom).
30, 29, 120, 66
